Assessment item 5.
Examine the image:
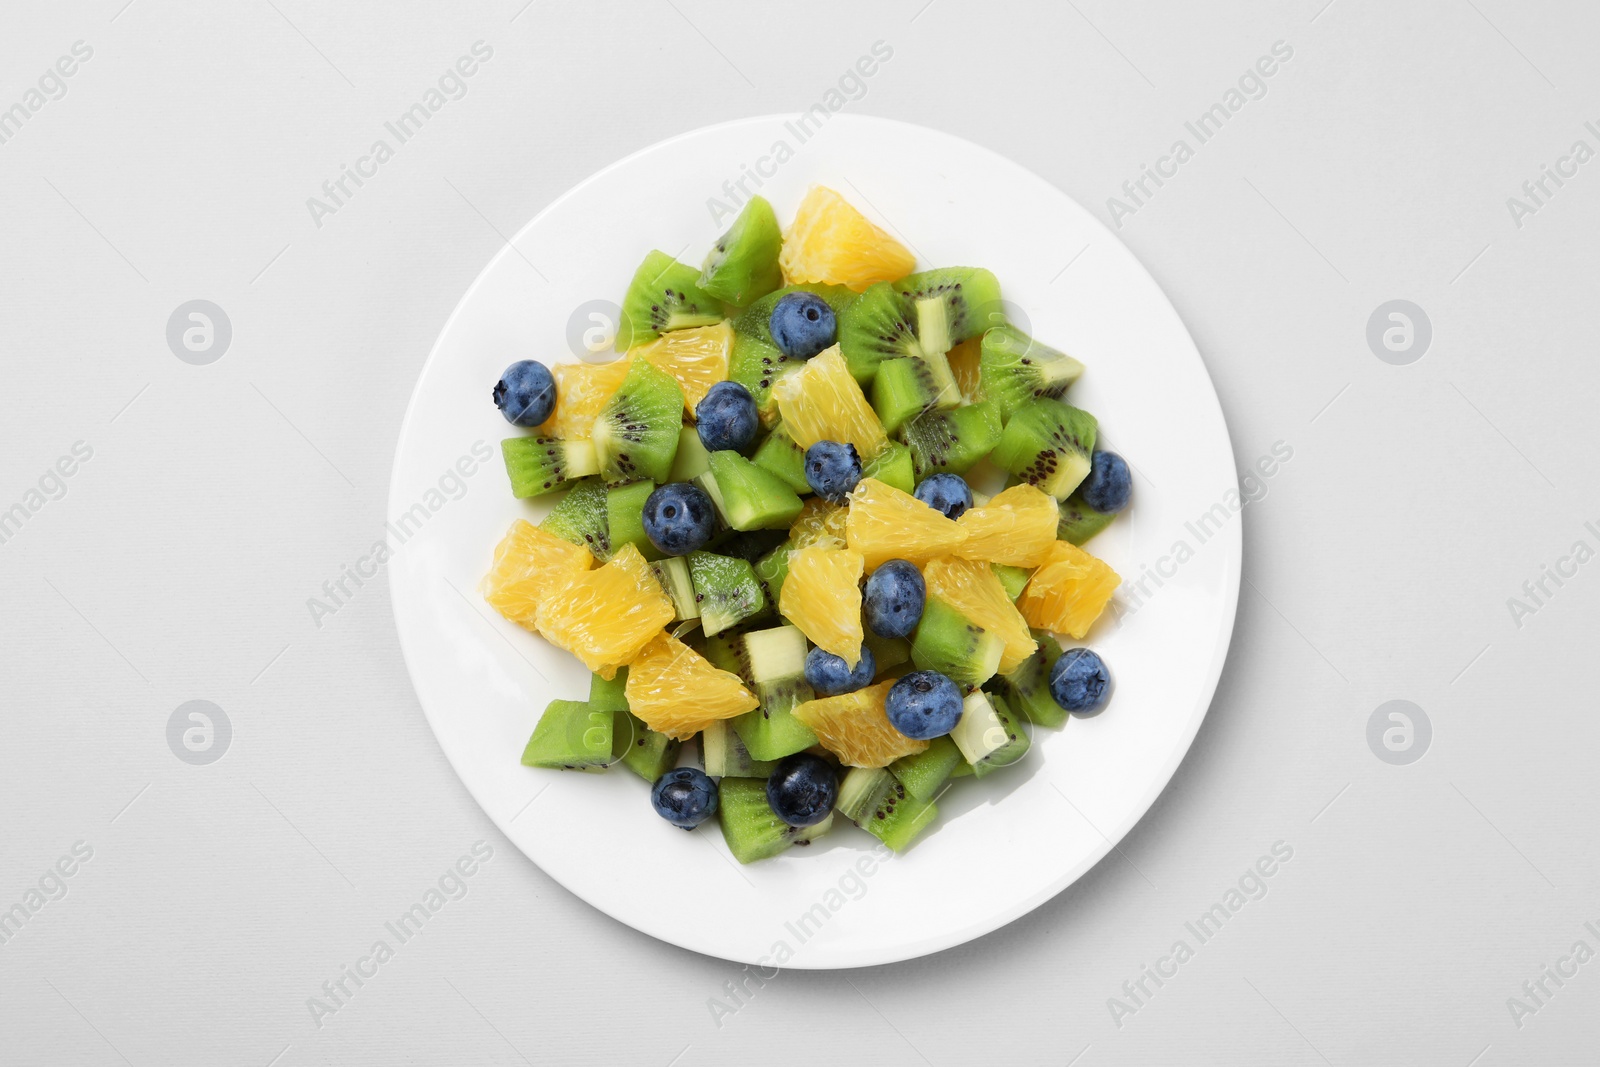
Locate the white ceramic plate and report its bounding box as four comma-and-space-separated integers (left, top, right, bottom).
389, 115, 1240, 969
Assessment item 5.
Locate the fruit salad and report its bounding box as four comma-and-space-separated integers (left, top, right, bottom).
483, 186, 1132, 863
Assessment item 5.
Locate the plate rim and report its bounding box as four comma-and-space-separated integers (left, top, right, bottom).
387, 113, 1242, 968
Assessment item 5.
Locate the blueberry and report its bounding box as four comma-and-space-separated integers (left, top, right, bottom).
696, 381, 760, 453
492, 360, 556, 427
651, 767, 719, 830
642, 482, 716, 556
1079, 451, 1131, 513
804, 644, 875, 696
863, 559, 925, 639
765, 753, 838, 827
914, 473, 972, 519
1050, 648, 1112, 715
804, 440, 862, 502
769, 292, 837, 360
885, 670, 963, 739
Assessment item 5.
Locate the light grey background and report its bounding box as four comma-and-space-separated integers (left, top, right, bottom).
2, 0, 1596, 1064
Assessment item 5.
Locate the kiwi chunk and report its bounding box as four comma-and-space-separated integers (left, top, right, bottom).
705, 451, 804, 531
668, 425, 712, 482
979, 325, 1085, 421
617, 250, 723, 351
995, 632, 1067, 728
750, 421, 812, 494
990, 398, 1098, 500
732, 625, 818, 761
871, 354, 961, 434
910, 596, 1004, 688
861, 440, 915, 494
835, 766, 898, 823
897, 267, 1004, 348
521, 699, 613, 771
500, 437, 599, 499
863, 631, 911, 675
701, 721, 776, 778
900, 399, 1003, 479
836, 267, 1004, 383
648, 556, 699, 621
718, 777, 834, 863
605, 481, 658, 559
991, 563, 1032, 601
1058, 492, 1116, 545
753, 540, 792, 605
592, 359, 685, 487
687, 551, 769, 636
610, 709, 681, 780
972, 693, 1031, 777
888, 735, 963, 802
701, 631, 749, 677
591, 670, 682, 780
699, 196, 783, 306
839, 767, 938, 852
540, 477, 611, 560
729, 283, 856, 424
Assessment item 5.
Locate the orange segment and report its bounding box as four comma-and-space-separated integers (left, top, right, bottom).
923, 557, 1037, 673
533, 542, 673, 676
771, 346, 887, 459
845, 477, 968, 571
778, 545, 864, 665
1018, 541, 1121, 639
955, 484, 1060, 568
480, 519, 593, 628
630, 321, 732, 415
535, 358, 634, 440
789, 498, 849, 549
792, 680, 928, 767
947, 336, 983, 400
779, 186, 916, 292
624, 632, 758, 740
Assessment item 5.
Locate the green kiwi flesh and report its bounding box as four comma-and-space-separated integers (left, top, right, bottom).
995, 631, 1067, 728
605, 480, 659, 559
1058, 492, 1117, 544
698, 196, 783, 306
648, 556, 699, 621
539, 477, 612, 561
521, 699, 612, 771
616, 250, 723, 350
751, 421, 812, 493
591, 358, 685, 486
910, 595, 1004, 688
989, 398, 1098, 500
686, 551, 769, 635
979, 324, 1085, 421
900, 399, 1003, 479
732, 624, 818, 761
500, 437, 599, 499
861, 440, 915, 493
888, 735, 963, 802
871, 354, 961, 434
706, 450, 805, 531
718, 777, 834, 863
